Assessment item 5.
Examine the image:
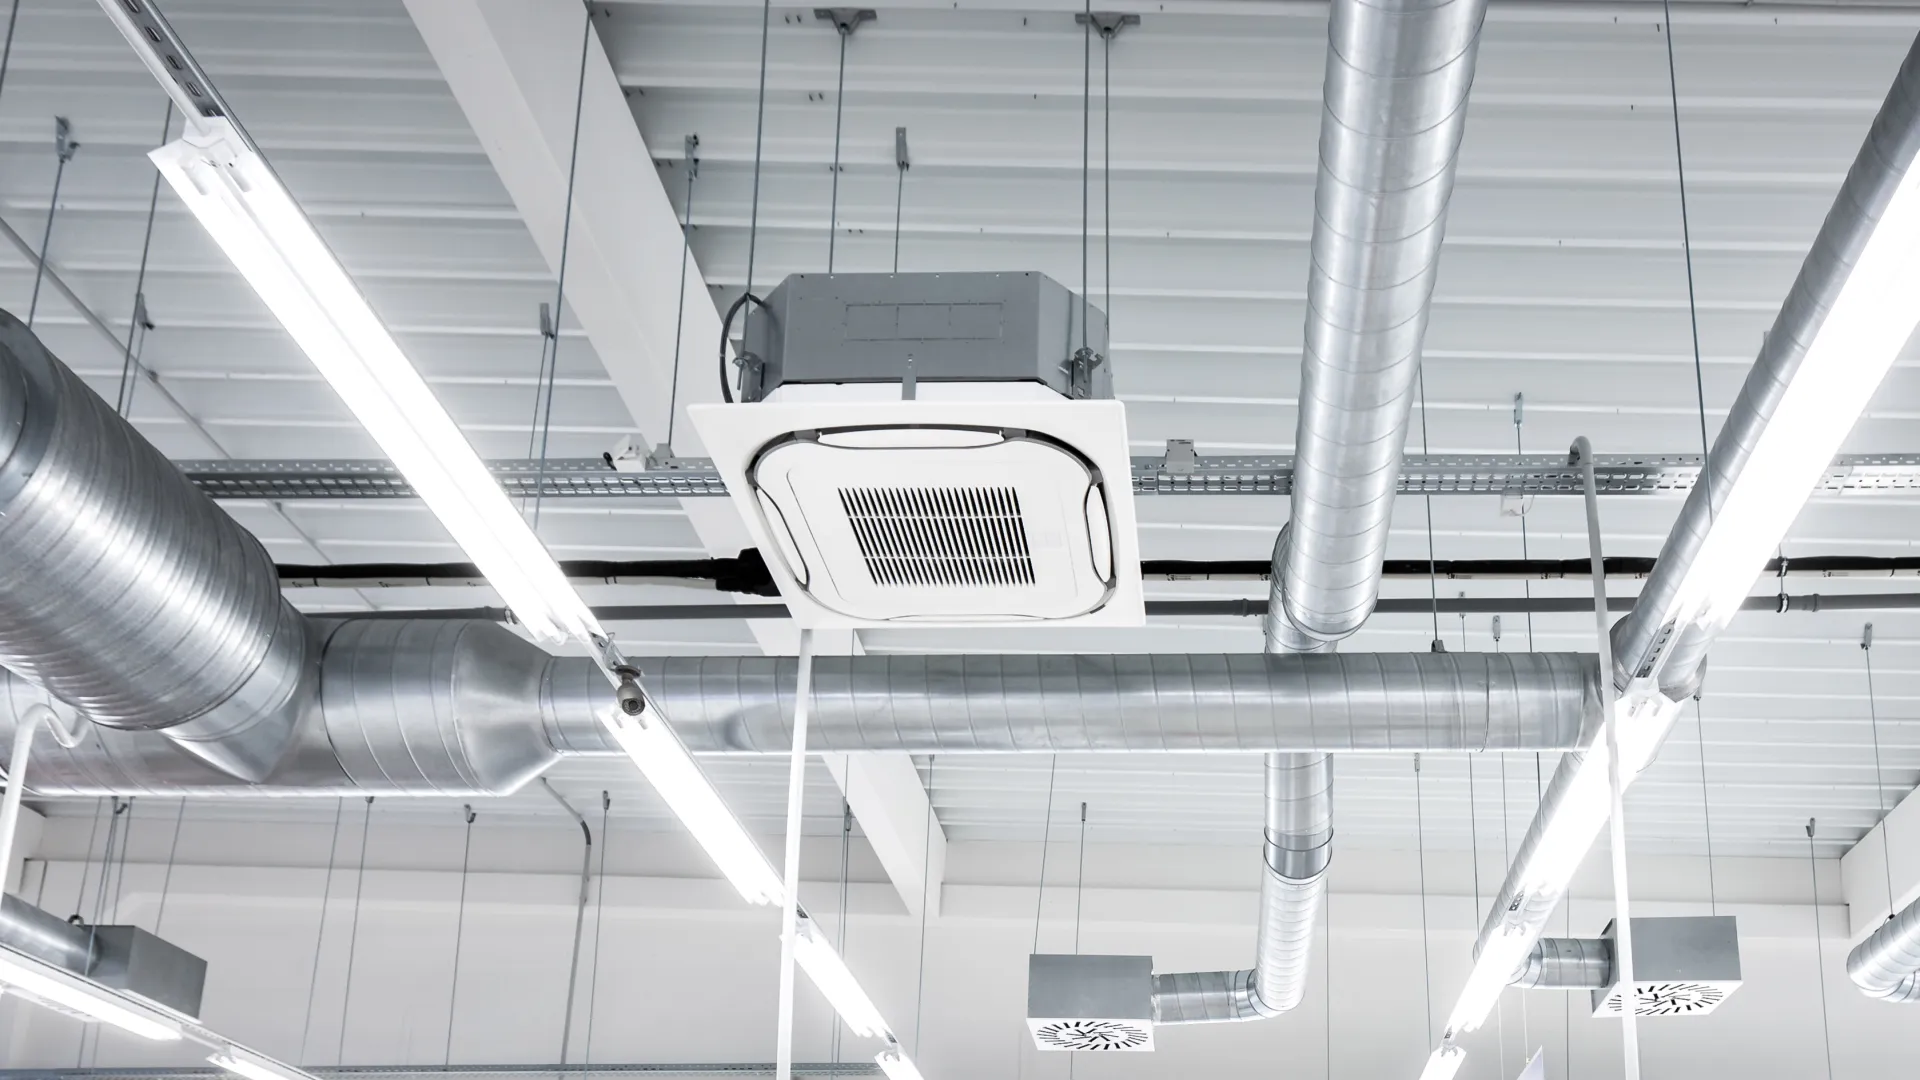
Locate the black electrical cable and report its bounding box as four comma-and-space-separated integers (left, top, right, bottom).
718, 291, 770, 403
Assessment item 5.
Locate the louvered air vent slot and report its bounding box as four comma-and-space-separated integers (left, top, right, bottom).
840, 486, 1036, 588
1598, 981, 1730, 1016
1030, 1019, 1152, 1051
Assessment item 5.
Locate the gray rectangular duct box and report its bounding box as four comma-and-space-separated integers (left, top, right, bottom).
1026, 953, 1154, 1051
89, 925, 207, 1019
739, 272, 1110, 402
1592, 915, 1741, 1017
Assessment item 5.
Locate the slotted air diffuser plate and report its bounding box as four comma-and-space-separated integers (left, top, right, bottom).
690, 386, 1141, 628
1594, 981, 1733, 1017
1029, 1019, 1154, 1052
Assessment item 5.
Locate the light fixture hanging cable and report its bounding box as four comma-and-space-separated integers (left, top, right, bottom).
1419, 369, 1442, 650
153, 798, 186, 937
1660, 0, 1715, 516
829, 799, 853, 1080
664, 136, 699, 454
27, 117, 78, 329
736, 0, 773, 403
118, 102, 171, 418
443, 805, 476, 1067
527, 5, 596, 531
1416, 754, 1433, 1044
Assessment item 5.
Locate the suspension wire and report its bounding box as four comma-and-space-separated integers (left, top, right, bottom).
1418, 368, 1441, 647
443, 806, 477, 1066
1068, 800, 1088, 1080
298, 799, 347, 1066
1514, 395, 1536, 651
1079, 1, 1092, 353
1807, 819, 1835, 1080
1102, 29, 1113, 357
528, 7, 596, 531
337, 796, 375, 1067
118, 102, 172, 418
28, 117, 78, 329
0, 0, 20, 107
826, 24, 850, 273
583, 792, 611, 1067
1415, 755, 1433, 1044
1018, 756, 1059, 1080
1863, 623, 1898, 920
1324, 868, 1332, 1080
892, 127, 909, 273
153, 798, 187, 936
664, 137, 700, 453
738, 0, 773, 397
74, 798, 103, 918
80, 798, 129, 1066
913, 758, 937, 1056
1660, 0, 1715, 517
829, 799, 853, 1079
1696, 694, 1719, 914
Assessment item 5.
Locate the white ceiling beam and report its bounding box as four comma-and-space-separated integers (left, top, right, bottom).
405, 0, 945, 916
823, 751, 946, 920
1841, 782, 1920, 944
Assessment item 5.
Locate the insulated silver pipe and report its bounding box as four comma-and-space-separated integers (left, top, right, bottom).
1512, 937, 1613, 990
1846, 895, 1920, 1003
0, 313, 311, 782
1, 649, 1598, 797
1266, 0, 1487, 651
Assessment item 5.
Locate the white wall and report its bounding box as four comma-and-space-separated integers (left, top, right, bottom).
5, 813, 1919, 1079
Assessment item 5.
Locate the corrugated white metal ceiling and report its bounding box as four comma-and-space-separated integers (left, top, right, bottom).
2, 0, 1918, 858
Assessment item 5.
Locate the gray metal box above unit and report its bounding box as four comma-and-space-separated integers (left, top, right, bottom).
1027, 953, 1154, 1051
739, 272, 1110, 401
89, 925, 208, 1019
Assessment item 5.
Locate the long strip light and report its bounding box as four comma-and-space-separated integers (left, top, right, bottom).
146, 118, 598, 648
1416, 1045, 1465, 1080
209, 1044, 320, 1080
875, 1044, 929, 1080
793, 913, 890, 1037
0, 944, 182, 1041
599, 694, 784, 906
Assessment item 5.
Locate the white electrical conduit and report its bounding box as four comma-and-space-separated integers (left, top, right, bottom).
776, 629, 816, 1080
0, 703, 86, 886
1576, 437, 1640, 1078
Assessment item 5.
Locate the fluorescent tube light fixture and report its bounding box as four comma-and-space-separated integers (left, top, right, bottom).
0, 944, 182, 1041
210, 1045, 320, 1080
875, 1046, 927, 1080
147, 118, 599, 648
1417, 1045, 1465, 1080
599, 698, 784, 906
793, 914, 891, 1038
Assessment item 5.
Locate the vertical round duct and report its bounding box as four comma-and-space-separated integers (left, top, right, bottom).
0, 312, 310, 781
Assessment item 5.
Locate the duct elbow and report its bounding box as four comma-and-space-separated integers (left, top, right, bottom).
1846, 898, 1920, 1003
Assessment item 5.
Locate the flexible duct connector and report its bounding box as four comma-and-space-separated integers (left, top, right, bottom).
1610, 34, 1920, 698
1846, 896, 1920, 1003
1, 650, 1598, 796
1267, 0, 1487, 651
1512, 937, 1613, 990
0, 312, 310, 781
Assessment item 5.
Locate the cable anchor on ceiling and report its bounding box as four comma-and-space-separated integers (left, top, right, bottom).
814, 8, 875, 36
1075, 11, 1140, 39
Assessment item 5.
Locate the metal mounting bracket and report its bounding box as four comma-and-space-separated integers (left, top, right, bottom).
815, 8, 875, 35
1075, 11, 1141, 38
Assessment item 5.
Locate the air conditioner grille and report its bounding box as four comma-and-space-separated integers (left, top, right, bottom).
840, 485, 1036, 588
1598, 981, 1730, 1016
1030, 1019, 1152, 1051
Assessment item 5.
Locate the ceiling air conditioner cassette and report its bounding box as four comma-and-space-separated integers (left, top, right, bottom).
689, 271, 1142, 629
